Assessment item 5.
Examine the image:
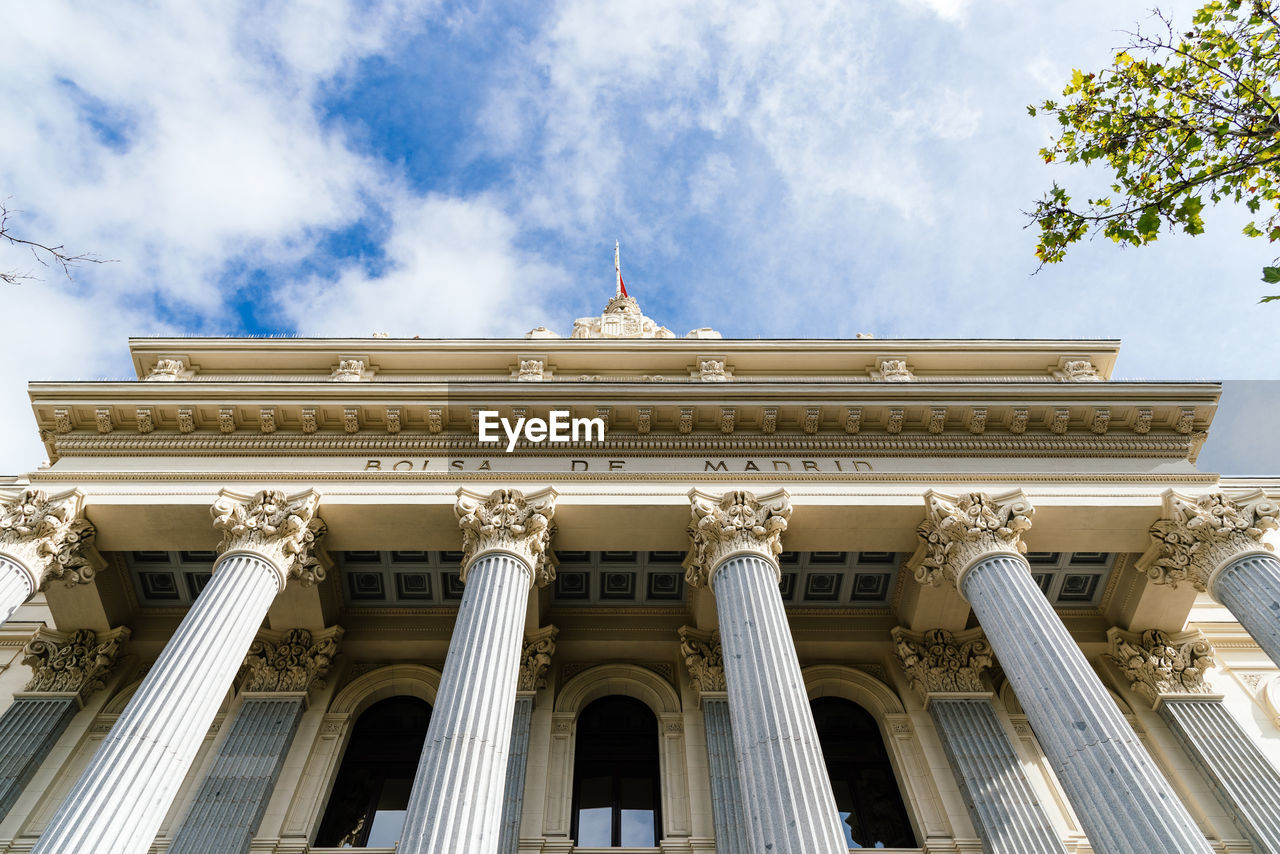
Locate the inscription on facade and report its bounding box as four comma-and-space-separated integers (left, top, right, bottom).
362, 457, 875, 473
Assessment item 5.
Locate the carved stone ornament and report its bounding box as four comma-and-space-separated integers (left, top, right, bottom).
145, 358, 193, 381
1107, 627, 1215, 707
23, 626, 130, 701
240, 626, 342, 693
517, 625, 559, 692
886, 408, 904, 434
1010, 408, 1029, 434
426, 408, 443, 433
678, 408, 694, 434
330, 359, 371, 382
891, 627, 994, 701
177, 408, 195, 433
803, 408, 820, 434
719, 408, 735, 434
685, 489, 791, 588
1055, 359, 1102, 382
136, 408, 154, 434
211, 489, 328, 586
699, 359, 727, 382
637, 407, 652, 434
518, 359, 544, 381
928, 408, 946, 434
910, 490, 1034, 589
301, 408, 317, 434
54, 409, 72, 433
1134, 408, 1153, 434
678, 626, 725, 693
844, 407, 860, 434
968, 408, 987, 435
571, 295, 677, 339
1138, 489, 1279, 591
385, 408, 401, 434
1049, 408, 1070, 434
95, 408, 113, 434
219, 408, 236, 433
0, 488, 100, 588
259, 408, 277, 434
875, 359, 914, 382
455, 487, 557, 587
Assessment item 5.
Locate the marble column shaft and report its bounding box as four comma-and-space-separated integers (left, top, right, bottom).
31, 553, 282, 854
0, 695, 78, 820
497, 694, 534, 854
168, 695, 305, 854
963, 555, 1212, 854
0, 556, 35, 627
714, 553, 848, 854
928, 697, 1066, 854
1211, 554, 1280, 667
700, 696, 753, 854
398, 553, 530, 854
1160, 697, 1280, 854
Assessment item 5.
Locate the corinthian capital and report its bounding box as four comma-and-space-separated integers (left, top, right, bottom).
1138, 490, 1279, 591
679, 626, 726, 693
455, 488, 557, 587
892, 627, 994, 701
0, 488, 101, 589
909, 490, 1034, 589
517, 625, 559, 692
240, 626, 342, 693
23, 626, 131, 702
1107, 627, 1215, 708
685, 489, 791, 588
211, 489, 328, 586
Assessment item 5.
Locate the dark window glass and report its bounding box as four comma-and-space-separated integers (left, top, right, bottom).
811, 696, 916, 849
572, 696, 661, 847
315, 697, 431, 848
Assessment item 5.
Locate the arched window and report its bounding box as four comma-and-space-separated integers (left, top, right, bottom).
572, 695, 662, 847
315, 696, 431, 848
811, 696, 916, 849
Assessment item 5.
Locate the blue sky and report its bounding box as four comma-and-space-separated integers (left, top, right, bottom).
0, 0, 1275, 473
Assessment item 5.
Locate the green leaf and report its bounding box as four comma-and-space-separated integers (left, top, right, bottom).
1136, 207, 1161, 239
1262, 267, 1280, 284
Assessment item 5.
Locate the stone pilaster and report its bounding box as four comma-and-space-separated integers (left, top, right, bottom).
32, 489, 323, 854
399, 488, 556, 854
1140, 490, 1280, 665
498, 625, 558, 854
0, 489, 99, 626
0, 627, 129, 820
912, 490, 1212, 854
1109, 627, 1280, 854
892, 627, 1066, 854
685, 490, 847, 854
679, 627, 751, 854
169, 626, 342, 854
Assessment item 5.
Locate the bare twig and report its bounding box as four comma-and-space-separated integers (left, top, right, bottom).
0, 199, 115, 285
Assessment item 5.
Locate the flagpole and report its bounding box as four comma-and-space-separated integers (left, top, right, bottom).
614, 240, 622, 298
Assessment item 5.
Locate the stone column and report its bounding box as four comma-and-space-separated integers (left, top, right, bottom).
399, 488, 556, 854
0, 626, 129, 820
32, 489, 326, 854
1141, 490, 1280, 665
892, 626, 1066, 854
685, 489, 847, 854
0, 489, 100, 626
679, 626, 752, 854
912, 490, 1212, 854
497, 624, 557, 854
1110, 627, 1280, 854
169, 626, 342, 854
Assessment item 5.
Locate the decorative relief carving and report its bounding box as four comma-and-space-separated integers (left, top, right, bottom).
1056, 359, 1102, 382
678, 408, 694, 434
968, 408, 987, 435
910, 490, 1034, 589
177, 408, 195, 433
259, 408, 277, 434
219, 408, 236, 433
518, 359, 545, 381
761, 407, 777, 434
331, 359, 371, 382
146, 358, 192, 381
875, 359, 915, 382
426, 408, 443, 433
844, 408, 861, 434
455, 488, 557, 587
241, 626, 342, 693
518, 625, 558, 691
23, 626, 130, 700
343, 408, 360, 434
135, 408, 154, 434
211, 489, 328, 585
699, 359, 727, 382
1091, 408, 1110, 435
1139, 490, 1279, 591
1134, 408, 1153, 434
1010, 407, 1029, 434
385, 408, 401, 434
95, 408, 113, 434
596, 407, 611, 432
1107, 628, 1214, 706
886, 408, 904, 434
678, 626, 725, 693
637, 407, 651, 434
1176, 408, 1195, 434
928, 408, 946, 434
301, 408, 317, 434
1050, 408, 1069, 434
802, 408, 820, 434
0, 488, 99, 587
892, 627, 994, 700
685, 489, 791, 587
571, 296, 679, 339
720, 408, 735, 434
54, 409, 72, 433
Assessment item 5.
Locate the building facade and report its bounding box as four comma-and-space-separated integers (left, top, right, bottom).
0, 294, 1278, 854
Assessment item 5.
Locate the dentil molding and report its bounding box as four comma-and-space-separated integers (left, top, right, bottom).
1138, 489, 1279, 591
909, 490, 1034, 589
684, 488, 791, 587
455, 487, 558, 587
